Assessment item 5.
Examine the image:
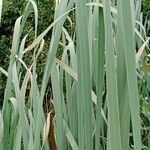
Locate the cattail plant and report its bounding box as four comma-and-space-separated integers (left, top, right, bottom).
0, 0, 150, 149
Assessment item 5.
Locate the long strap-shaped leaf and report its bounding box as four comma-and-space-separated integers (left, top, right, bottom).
51, 63, 67, 150
117, 0, 141, 149
75, 0, 93, 149
2, 16, 22, 150
94, 7, 105, 150
116, 1, 130, 150
103, 0, 122, 149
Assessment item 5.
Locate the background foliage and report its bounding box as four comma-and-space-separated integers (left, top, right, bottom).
0, 0, 55, 104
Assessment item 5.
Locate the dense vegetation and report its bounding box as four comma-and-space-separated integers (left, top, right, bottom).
0, 0, 55, 104
0, 0, 150, 150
